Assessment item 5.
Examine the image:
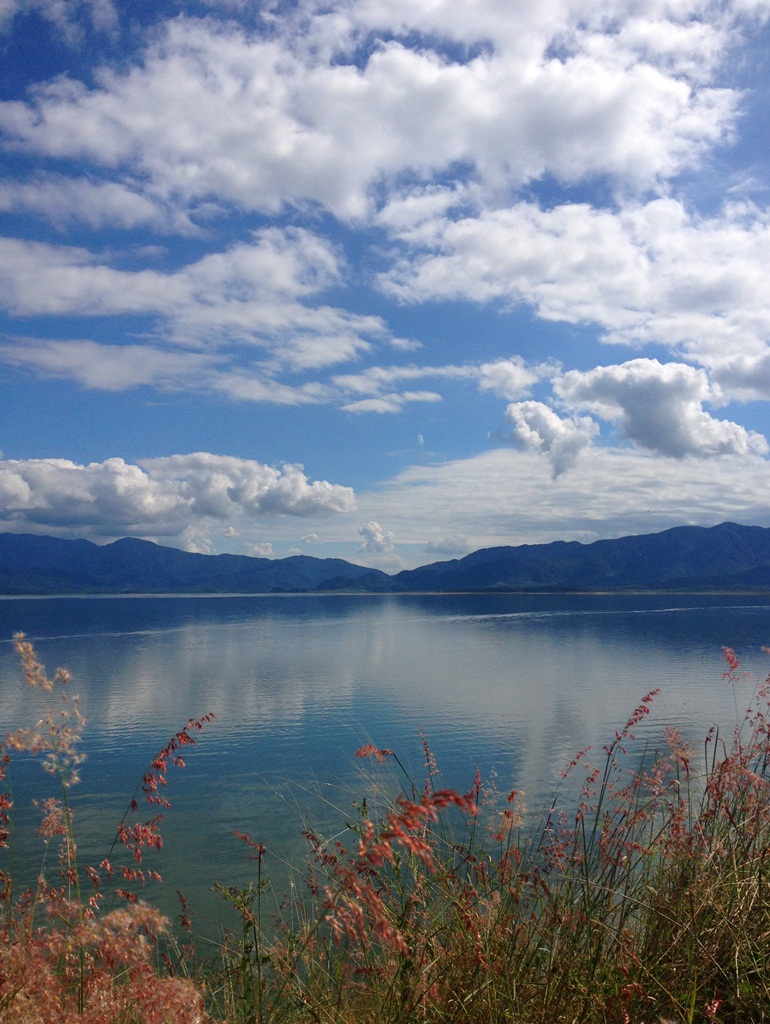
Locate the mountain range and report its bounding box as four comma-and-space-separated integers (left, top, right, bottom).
1, 522, 769, 595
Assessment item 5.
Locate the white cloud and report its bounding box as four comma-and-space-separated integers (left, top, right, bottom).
333, 364, 455, 395
0, 2, 750, 222
0, 229, 391, 378
0, 0, 18, 27
0, 338, 221, 391
0, 336, 554, 414
244, 541, 275, 558
359, 446, 770, 555
0, 0, 117, 40
207, 374, 333, 406
334, 356, 546, 411
143, 453, 356, 517
0, 229, 344, 318
378, 199, 770, 384
494, 400, 599, 476
375, 184, 474, 235
476, 357, 553, 399
0, 175, 190, 233
555, 358, 769, 458
1, 0, 769, 566
333, 0, 754, 66
342, 391, 442, 414
358, 520, 395, 553
0, 336, 339, 405
178, 526, 215, 555
0, 453, 356, 542
711, 350, 770, 401
424, 534, 471, 556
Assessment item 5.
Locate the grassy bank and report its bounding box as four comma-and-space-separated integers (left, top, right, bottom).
2, 635, 770, 1023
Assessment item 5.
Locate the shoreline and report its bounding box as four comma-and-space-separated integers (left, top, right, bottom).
2, 587, 770, 599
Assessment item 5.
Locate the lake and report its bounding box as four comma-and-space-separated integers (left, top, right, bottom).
1, 592, 769, 939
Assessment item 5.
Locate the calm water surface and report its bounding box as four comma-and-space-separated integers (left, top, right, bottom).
1, 592, 769, 936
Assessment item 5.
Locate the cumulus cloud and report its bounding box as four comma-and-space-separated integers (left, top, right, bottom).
494, 401, 599, 476
424, 535, 471, 556
476, 357, 552, 399
0, 453, 356, 543
358, 520, 395, 553
0, 2, 748, 221
555, 359, 769, 458
0, 2, 767, 427
244, 541, 275, 558
143, 454, 356, 517
711, 350, 770, 402
1, 0, 769, 560
378, 199, 770, 386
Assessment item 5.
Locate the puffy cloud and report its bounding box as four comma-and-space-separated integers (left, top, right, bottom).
358, 520, 395, 553
378, 199, 770, 383
143, 453, 356, 517
1, 0, 769, 566
476, 357, 553, 399
0, 454, 356, 542
335, 0, 748, 71
555, 358, 769, 457
0, 457, 180, 528
494, 400, 599, 476
711, 350, 770, 402
424, 534, 471, 556
0, 2, 747, 221
244, 541, 275, 558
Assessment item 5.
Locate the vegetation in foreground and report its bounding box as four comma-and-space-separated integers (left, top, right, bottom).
2, 635, 770, 1023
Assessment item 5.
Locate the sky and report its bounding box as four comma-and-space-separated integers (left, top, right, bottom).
1, 0, 770, 571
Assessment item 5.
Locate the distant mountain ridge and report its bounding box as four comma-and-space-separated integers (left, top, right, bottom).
0, 522, 769, 595
390, 522, 770, 592
0, 534, 389, 595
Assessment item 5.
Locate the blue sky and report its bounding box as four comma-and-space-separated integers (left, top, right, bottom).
1, 0, 770, 570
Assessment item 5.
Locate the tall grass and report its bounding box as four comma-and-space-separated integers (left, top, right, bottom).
3, 635, 770, 1022
0, 634, 212, 1023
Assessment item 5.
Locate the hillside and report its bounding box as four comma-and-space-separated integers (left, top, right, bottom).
389, 522, 770, 592
0, 522, 768, 594
0, 534, 389, 594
